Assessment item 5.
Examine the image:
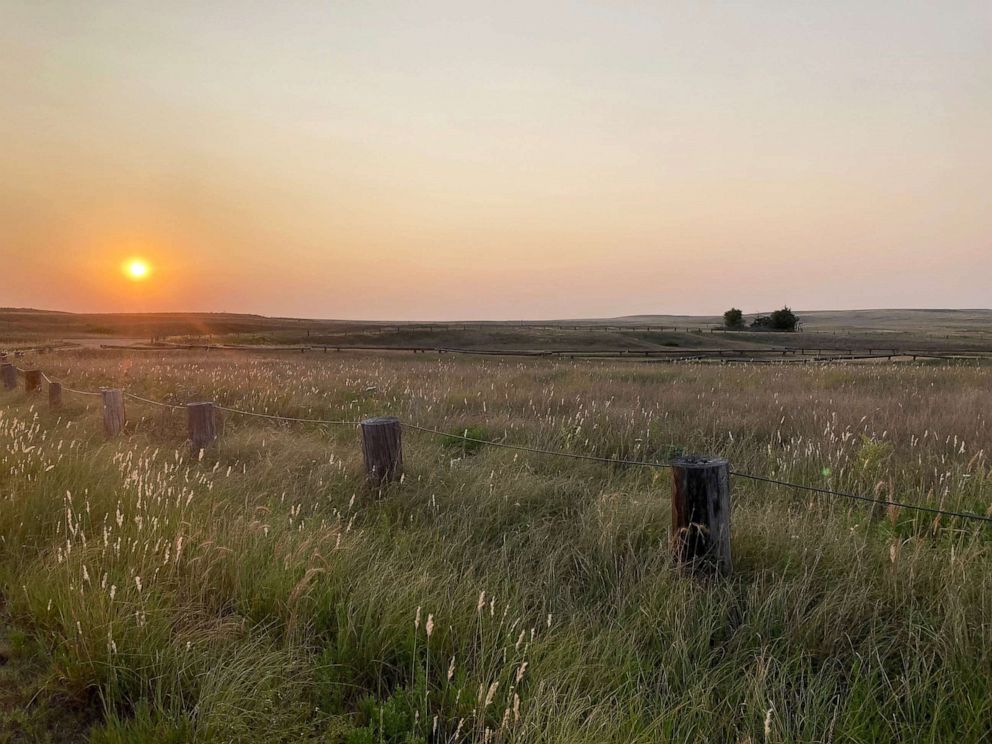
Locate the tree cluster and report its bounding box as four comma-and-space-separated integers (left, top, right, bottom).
723, 306, 799, 331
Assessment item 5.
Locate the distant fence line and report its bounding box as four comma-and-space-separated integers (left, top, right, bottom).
293, 322, 987, 340
30, 342, 992, 365
2, 356, 991, 579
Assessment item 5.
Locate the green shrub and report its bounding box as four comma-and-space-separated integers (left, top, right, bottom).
723, 308, 745, 330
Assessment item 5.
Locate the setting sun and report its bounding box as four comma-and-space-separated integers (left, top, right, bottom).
123, 258, 150, 281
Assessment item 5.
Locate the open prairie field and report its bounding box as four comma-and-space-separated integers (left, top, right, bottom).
5, 308, 992, 361
1, 347, 991, 742
6, 0, 989, 740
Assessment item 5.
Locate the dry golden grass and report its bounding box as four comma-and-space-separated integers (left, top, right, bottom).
0, 349, 990, 742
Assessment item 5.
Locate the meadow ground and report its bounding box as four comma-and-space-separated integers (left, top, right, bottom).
0, 349, 990, 742
4, 308, 992, 354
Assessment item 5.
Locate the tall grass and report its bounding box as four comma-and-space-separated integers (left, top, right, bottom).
0, 351, 990, 742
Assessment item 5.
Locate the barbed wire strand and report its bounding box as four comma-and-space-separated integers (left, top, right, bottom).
407, 426, 992, 524
63, 386, 102, 398
33, 370, 98, 397
731, 470, 992, 524
213, 404, 361, 426
405, 422, 675, 469
124, 392, 185, 410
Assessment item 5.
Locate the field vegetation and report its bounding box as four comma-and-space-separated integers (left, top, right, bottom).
0, 349, 990, 742
5, 308, 992, 353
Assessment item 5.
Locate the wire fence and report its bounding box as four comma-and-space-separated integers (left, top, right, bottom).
1, 359, 991, 526
731, 471, 992, 524
67, 341, 992, 365
214, 404, 360, 426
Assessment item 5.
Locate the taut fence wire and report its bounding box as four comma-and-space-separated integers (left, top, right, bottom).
2, 361, 990, 527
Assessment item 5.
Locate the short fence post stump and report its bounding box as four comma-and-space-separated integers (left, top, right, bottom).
671, 456, 732, 575
24, 370, 42, 393
187, 402, 219, 452
360, 416, 402, 483
0, 364, 16, 391
101, 389, 126, 437
49, 381, 63, 409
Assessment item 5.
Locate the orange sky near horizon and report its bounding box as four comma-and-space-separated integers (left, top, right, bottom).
2, 1, 990, 320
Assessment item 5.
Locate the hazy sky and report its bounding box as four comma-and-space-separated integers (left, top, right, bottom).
2, 1, 990, 319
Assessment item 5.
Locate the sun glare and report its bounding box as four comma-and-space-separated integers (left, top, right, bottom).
124, 258, 151, 281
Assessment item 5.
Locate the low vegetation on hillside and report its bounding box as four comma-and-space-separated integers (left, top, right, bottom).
724, 307, 800, 332
0, 351, 990, 742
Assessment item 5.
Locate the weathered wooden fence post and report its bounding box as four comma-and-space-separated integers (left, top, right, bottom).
49, 381, 63, 409
187, 401, 219, 452
0, 364, 16, 391
671, 456, 732, 574
24, 370, 42, 393
360, 416, 402, 483
101, 388, 126, 436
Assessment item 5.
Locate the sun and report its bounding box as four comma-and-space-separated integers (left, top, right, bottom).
123, 258, 151, 281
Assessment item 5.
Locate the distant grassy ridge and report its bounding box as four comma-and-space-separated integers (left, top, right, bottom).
4, 307, 991, 343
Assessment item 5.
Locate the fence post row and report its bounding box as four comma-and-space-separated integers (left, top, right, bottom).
360, 416, 403, 483
187, 401, 219, 452
101, 388, 126, 437
4, 365, 739, 577
0, 364, 15, 391
24, 370, 42, 393
671, 456, 732, 575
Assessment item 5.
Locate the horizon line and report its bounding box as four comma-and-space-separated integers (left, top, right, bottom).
3, 305, 991, 324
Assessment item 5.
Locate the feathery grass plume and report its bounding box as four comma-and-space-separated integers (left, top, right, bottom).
1, 349, 990, 741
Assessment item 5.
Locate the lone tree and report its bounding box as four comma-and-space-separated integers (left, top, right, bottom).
723, 308, 745, 330
751, 306, 799, 331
